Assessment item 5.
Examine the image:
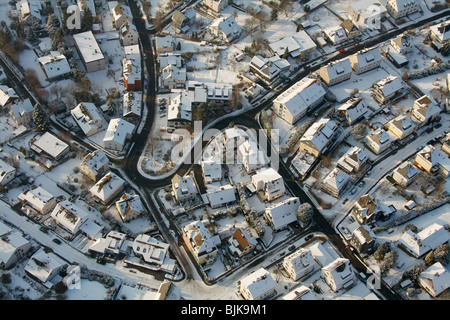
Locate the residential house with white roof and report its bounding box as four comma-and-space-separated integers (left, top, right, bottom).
123, 58, 141, 91
283, 248, 318, 281
0, 159, 16, 186
81, 149, 109, 181
237, 140, 266, 174
411, 95, 441, 127
201, 157, 222, 184
387, 115, 416, 140
273, 77, 326, 125
269, 30, 316, 59
352, 194, 385, 225
419, 262, 450, 298
228, 228, 258, 257
31, 132, 69, 161
430, 21, 450, 44
399, 223, 449, 258
206, 184, 236, 209
209, 16, 241, 43
341, 19, 360, 40
161, 64, 186, 89
37, 51, 71, 80
239, 268, 277, 300
120, 21, 139, 46
172, 174, 198, 202
103, 118, 135, 151
17, 0, 42, 25
182, 220, 219, 265
71, 102, 103, 137
116, 193, 145, 222
123, 91, 142, 118
172, 8, 196, 34
350, 225, 376, 254
90, 171, 125, 205
73, 31, 105, 73
442, 132, 450, 156
390, 34, 414, 55
51, 200, 89, 235
348, 0, 387, 31
9, 98, 33, 126
321, 168, 350, 198
124, 44, 141, 62
251, 167, 285, 202
282, 286, 316, 300
264, 197, 300, 231
372, 75, 403, 104
321, 258, 356, 292
366, 128, 392, 154
0, 86, 19, 108
159, 53, 182, 73
131, 234, 170, 269
88, 231, 127, 258
155, 35, 174, 54
18, 186, 56, 215
249, 55, 281, 85
202, 0, 228, 13
299, 118, 337, 158
323, 26, 348, 45
337, 146, 369, 173
167, 91, 192, 128
0, 231, 31, 269
386, 0, 420, 19
392, 161, 420, 187
109, 1, 132, 29
350, 48, 382, 74
319, 59, 352, 86
337, 97, 370, 125
414, 145, 448, 175
24, 249, 66, 285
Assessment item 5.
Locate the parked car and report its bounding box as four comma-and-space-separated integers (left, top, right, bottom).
305, 234, 314, 241
39, 226, 48, 234
52, 238, 61, 245
435, 123, 442, 129
288, 245, 296, 252
350, 187, 357, 195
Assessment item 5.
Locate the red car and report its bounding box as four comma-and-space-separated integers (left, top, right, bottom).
339, 48, 345, 53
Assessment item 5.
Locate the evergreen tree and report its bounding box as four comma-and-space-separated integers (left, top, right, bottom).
33, 104, 49, 132
81, 7, 94, 32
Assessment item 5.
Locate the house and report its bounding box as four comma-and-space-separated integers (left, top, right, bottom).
419, 262, 450, 297
17, 0, 42, 25
31, 132, 69, 161
37, 51, 71, 80
88, 231, 127, 258
109, 1, 132, 29
228, 228, 258, 257
18, 186, 57, 215
116, 193, 145, 222
182, 221, 219, 265
51, 200, 89, 235
441, 132, 450, 156
322, 168, 350, 198
89, 172, 125, 205
24, 249, 66, 285
249, 55, 281, 84
186, 80, 232, 103
387, 115, 416, 140
321, 258, 356, 292
120, 21, 139, 46
323, 26, 348, 45
123, 91, 142, 118
390, 34, 414, 55
411, 95, 441, 126
337, 146, 369, 173
399, 223, 449, 258
103, 118, 135, 152
172, 8, 196, 33
273, 77, 326, 125
0, 86, 19, 108
161, 64, 186, 89
386, 0, 420, 19
392, 161, 420, 187
206, 184, 236, 209
71, 102, 103, 137
319, 59, 352, 86
430, 21, 450, 44
350, 225, 376, 254
269, 31, 316, 60
299, 118, 337, 158
124, 44, 141, 62
123, 58, 142, 91
348, 0, 387, 31
154, 280, 183, 300
414, 145, 448, 174
264, 197, 300, 231
372, 75, 403, 104
80, 149, 110, 181
282, 286, 316, 300
73, 31, 105, 73
131, 234, 170, 269
239, 268, 277, 300
167, 91, 192, 128
9, 98, 34, 126
251, 168, 285, 202
209, 16, 242, 43
237, 140, 265, 174
382, 44, 410, 68
282, 248, 318, 281
352, 194, 385, 225
155, 35, 174, 55
366, 128, 392, 154
341, 19, 360, 39
201, 157, 222, 184
0, 159, 16, 186
0, 232, 31, 269
159, 53, 183, 73
350, 48, 382, 74
202, 0, 228, 13
337, 97, 370, 125
172, 174, 198, 203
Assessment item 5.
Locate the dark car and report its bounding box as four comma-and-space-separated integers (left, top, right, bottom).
435, 123, 442, 129
305, 234, 314, 241
52, 238, 61, 245
39, 226, 48, 234
288, 245, 296, 252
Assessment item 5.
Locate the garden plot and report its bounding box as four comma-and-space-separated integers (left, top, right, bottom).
0, 115, 28, 144
65, 278, 109, 300
19, 50, 50, 87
